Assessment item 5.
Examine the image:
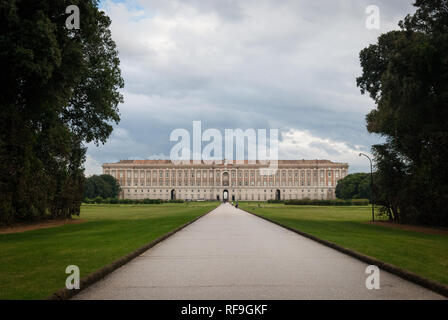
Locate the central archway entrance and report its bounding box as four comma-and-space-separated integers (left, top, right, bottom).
275, 189, 281, 201
223, 189, 229, 202
171, 189, 176, 200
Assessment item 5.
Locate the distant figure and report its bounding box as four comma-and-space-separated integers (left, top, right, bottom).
235, 202, 239, 209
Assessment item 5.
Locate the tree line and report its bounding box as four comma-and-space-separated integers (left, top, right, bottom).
84, 175, 121, 200
335, 173, 371, 200
0, 0, 123, 225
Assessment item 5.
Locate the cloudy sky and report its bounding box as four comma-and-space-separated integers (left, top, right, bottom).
86, 0, 416, 174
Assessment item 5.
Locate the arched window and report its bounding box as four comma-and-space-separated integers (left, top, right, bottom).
222, 172, 230, 186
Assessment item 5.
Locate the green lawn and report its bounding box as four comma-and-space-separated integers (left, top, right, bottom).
240, 202, 448, 286
0, 202, 218, 299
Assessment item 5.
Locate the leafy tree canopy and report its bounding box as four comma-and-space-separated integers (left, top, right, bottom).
335, 173, 371, 200
0, 0, 123, 224
84, 174, 121, 200
357, 0, 448, 225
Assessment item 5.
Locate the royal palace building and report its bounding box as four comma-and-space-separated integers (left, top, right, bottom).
102, 160, 349, 201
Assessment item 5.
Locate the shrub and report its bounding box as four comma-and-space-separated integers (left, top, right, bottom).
93, 196, 104, 204
285, 199, 368, 206
267, 199, 284, 203
351, 199, 370, 206
82, 198, 185, 205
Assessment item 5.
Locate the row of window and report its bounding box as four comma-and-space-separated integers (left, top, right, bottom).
120, 180, 335, 187
124, 193, 332, 200
126, 188, 329, 193
105, 169, 346, 179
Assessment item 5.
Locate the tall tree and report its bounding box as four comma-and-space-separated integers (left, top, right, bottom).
335, 173, 371, 200
357, 0, 448, 225
84, 174, 121, 200
0, 0, 123, 224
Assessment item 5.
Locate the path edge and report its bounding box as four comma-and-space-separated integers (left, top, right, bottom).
45, 205, 218, 300
242, 208, 448, 298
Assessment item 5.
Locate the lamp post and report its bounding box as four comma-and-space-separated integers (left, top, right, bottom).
359, 153, 374, 222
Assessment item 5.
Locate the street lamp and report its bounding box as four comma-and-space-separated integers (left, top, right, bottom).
359, 153, 374, 222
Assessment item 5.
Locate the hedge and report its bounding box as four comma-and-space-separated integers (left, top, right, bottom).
284, 198, 370, 206
83, 197, 184, 204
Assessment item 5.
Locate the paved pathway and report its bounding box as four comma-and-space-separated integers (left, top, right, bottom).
74, 203, 444, 299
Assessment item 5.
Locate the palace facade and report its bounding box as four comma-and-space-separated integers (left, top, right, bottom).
102, 160, 348, 201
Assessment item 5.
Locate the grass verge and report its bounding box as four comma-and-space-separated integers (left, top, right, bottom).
0, 202, 218, 299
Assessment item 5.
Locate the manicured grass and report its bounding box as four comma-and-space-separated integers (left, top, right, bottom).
240, 203, 448, 286
0, 202, 219, 299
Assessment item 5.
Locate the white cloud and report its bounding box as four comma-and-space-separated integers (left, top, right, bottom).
279, 129, 373, 172
147, 153, 170, 160
84, 154, 103, 176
